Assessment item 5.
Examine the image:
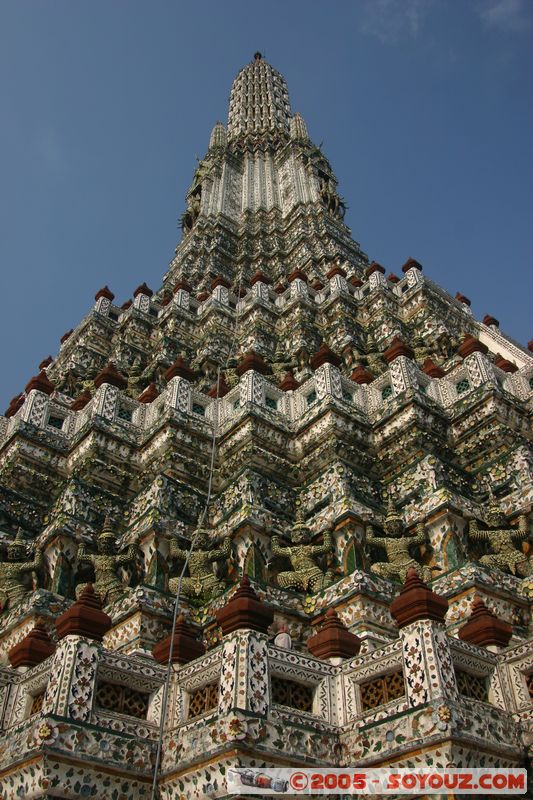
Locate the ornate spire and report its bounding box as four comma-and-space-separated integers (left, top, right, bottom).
227, 52, 291, 142
208, 121, 227, 151
290, 112, 309, 142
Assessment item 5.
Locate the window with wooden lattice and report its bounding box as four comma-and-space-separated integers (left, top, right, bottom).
526, 673, 533, 701
271, 676, 314, 713
29, 691, 45, 716
187, 682, 219, 720
360, 670, 405, 711
455, 669, 489, 702
95, 681, 150, 719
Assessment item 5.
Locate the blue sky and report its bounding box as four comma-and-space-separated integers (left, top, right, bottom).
0, 0, 532, 410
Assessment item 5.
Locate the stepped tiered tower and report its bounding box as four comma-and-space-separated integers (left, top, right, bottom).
0, 53, 532, 800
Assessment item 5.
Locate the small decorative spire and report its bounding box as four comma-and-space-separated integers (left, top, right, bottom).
401, 257, 423, 273
173, 279, 193, 294
326, 263, 347, 280
215, 575, 274, 635
290, 113, 309, 142
5, 393, 25, 417
152, 615, 205, 665
494, 356, 517, 373
70, 389, 92, 410
390, 567, 448, 629
93, 362, 128, 390
25, 370, 55, 396
39, 356, 53, 370
365, 262, 386, 278
250, 269, 272, 286
457, 334, 488, 359
455, 292, 471, 307
60, 329, 74, 344
208, 373, 230, 398
55, 584, 112, 641
483, 314, 499, 328
208, 121, 227, 151
422, 358, 445, 378
236, 350, 269, 376
8, 622, 56, 668
383, 336, 415, 363
137, 383, 159, 403
349, 276, 363, 288
133, 282, 153, 298
287, 268, 308, 284
278, 371, 300, 391
95, 286, 115, 302
164, 356, 196, 382
211, 275, 231, 290
458, 595, 512, 649
350, 365, 373, 384
310, 343, 342, 370
307, 608, 361, 660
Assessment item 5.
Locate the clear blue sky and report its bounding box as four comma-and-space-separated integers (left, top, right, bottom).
1, 0, 532, 410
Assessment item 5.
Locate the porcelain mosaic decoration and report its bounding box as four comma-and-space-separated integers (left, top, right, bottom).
0, 53, 531, 800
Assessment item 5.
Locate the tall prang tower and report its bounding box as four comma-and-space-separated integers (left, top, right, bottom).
0, 54, 532, 800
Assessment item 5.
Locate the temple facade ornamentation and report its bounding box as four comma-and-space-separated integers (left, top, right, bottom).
0, 529, 43, 613
168, 528, 231, 601
0, 53, 531, 800
366, 502, 432, 583
76, 518, 139, 606
271, 510, 335, 593
469, 496, 531, 577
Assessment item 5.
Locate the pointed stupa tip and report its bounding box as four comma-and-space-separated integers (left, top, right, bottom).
290, 113, 309, 141
99, 516, 116, 540
209, 121, 227, 151
227, 53, 291, 141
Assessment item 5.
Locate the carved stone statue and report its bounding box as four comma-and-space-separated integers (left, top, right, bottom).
0, 528, 43, 613
469, 496, 531, 577
365, 502, 431, 583
271, 509, 335, 593
168, 528, 231, 601
317, 175, 346, 220
76, 518, 139, 606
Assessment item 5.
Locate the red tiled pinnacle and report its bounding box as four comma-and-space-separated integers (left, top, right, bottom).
422, 358, 445, 378
310, 343, 342, 370
307, 608, 361, 660
95, 285, 115, 301
8, 622, 56, 668
250, 269, 272, 286
94, 362, 128, 390
215, 575, 274, 635
55, 584, 112, 641
152, 615, 205, 665
5, 393, 25, 417
137, 383, 159, 403
279, 371, 300, 391
236, 351, 269, 376
365, 261, 385, 277
457, 335, 488, 358
133, 282, 153, 298
25, 370, 55, 396
390, 567, 448, 629
401, 257, 423, 273
383, 336, 415, 363
164, 356, 196, 382
71, 389, 92, 410
458, 595, 512, 648
208, 373, 231, 398
350, 365, 374, 384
